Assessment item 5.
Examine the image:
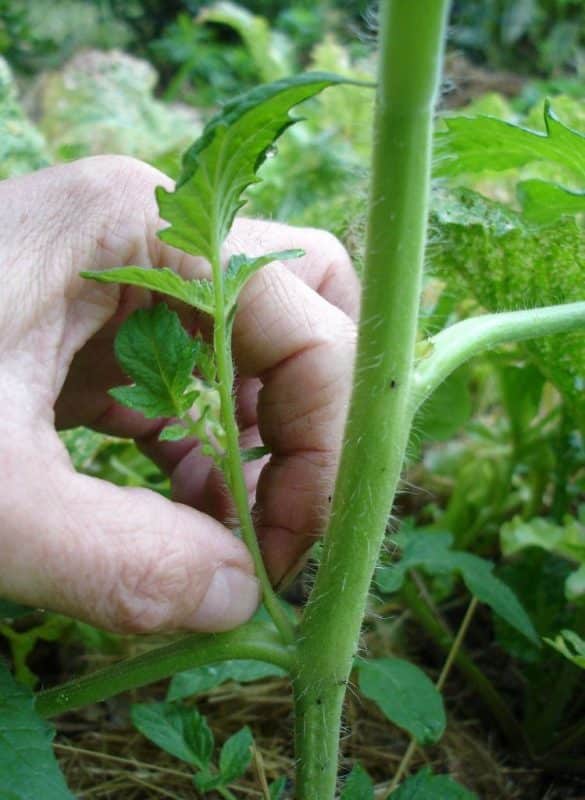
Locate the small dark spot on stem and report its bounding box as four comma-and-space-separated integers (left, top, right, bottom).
327, 495, 332, 503
389, 378, 397, 389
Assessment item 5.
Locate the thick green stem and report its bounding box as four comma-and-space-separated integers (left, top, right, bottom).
210, 252, 295, 644
36, 622, 292, 718
292, 3, 451, 797
411, 302, 585, 415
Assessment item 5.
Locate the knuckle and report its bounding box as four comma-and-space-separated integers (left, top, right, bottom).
105, 532, 198, 634
307, 228, 352, 270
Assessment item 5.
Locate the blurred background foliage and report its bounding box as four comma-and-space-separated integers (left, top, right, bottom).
0, 0, 584, 779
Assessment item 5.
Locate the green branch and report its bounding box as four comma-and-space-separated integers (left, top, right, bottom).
209, 249, 295, 645
411, 302, 585, 414
36, 622, 293, 718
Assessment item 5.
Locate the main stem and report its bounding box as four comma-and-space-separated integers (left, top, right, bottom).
210, 250, 295, 644
292, 3, 450, 797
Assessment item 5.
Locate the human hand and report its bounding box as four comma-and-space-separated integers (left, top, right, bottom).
0, 156, 358, 634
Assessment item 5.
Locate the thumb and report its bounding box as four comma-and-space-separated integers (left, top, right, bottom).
1, 435, 259, 633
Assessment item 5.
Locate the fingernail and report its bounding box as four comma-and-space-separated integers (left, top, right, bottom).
194, 567, 260, 631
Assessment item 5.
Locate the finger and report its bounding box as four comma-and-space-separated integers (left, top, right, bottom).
166, 423, 266, 520
0, 431, 259, 634
225, 218, 361, 322
233, 263, 356, 583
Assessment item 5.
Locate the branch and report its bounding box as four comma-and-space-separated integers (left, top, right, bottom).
36, 622, 293, 718
410, 301, 585, 413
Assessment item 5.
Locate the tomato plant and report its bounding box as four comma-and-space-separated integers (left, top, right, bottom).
1, 1, 584, 798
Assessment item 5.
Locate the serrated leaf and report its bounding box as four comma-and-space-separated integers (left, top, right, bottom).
390, 767, 477, 799
357, 658, 445, 745
436, 102, 585, 180
517, 180, 585, 225
545, 629, 585, 668
131, 702, 214, 769
340, 763, 375, 800
224, 249, 303, 310
430, 187, 585, 429
218, 726, 253, 783
167, 660, 286, 702
377, 530, 539, 644
81, 266, 215, 315
0, 661, 74, 799
110, 304, 200, 419
156, 72, 352, 261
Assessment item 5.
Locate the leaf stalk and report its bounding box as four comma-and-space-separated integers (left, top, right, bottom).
411, 302, 585, 416
209, 250, 295, 645
36, 622, 293, 718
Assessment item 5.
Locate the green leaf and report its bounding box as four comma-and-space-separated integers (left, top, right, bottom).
493, 551, 573, 663
416, 367, 472, 441
357, 658, 445, 745
156, 72, 352, 261
455, 554, 539, 645
131, 702, 214, 768
218, 726, 253, 783
377, 530, 539, 645
241, 445, 270, 463
224, 249, 303, 310
501, 0, 535, 45
390, 767, 477, 799
501, 515, 585, 603
376, 531, 454, 594
566, 563, 585, 603
340, 763, 375, 800
199, 2, 293, 83
193, 726, 253, 792
497, 363, 545, 437
269, 777, 287, 799
501, 515, 585, 564
81, 266, 215, 315
517, 180, 585, 225
0, 600, 34, 621
110, 304, 200, 419
544, 629, 585, 669
430, 187, 585, 429
436, 102, 585, 180
158, 423, 190, 442
0, 661, 74, 799
167, 660, 286, 702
